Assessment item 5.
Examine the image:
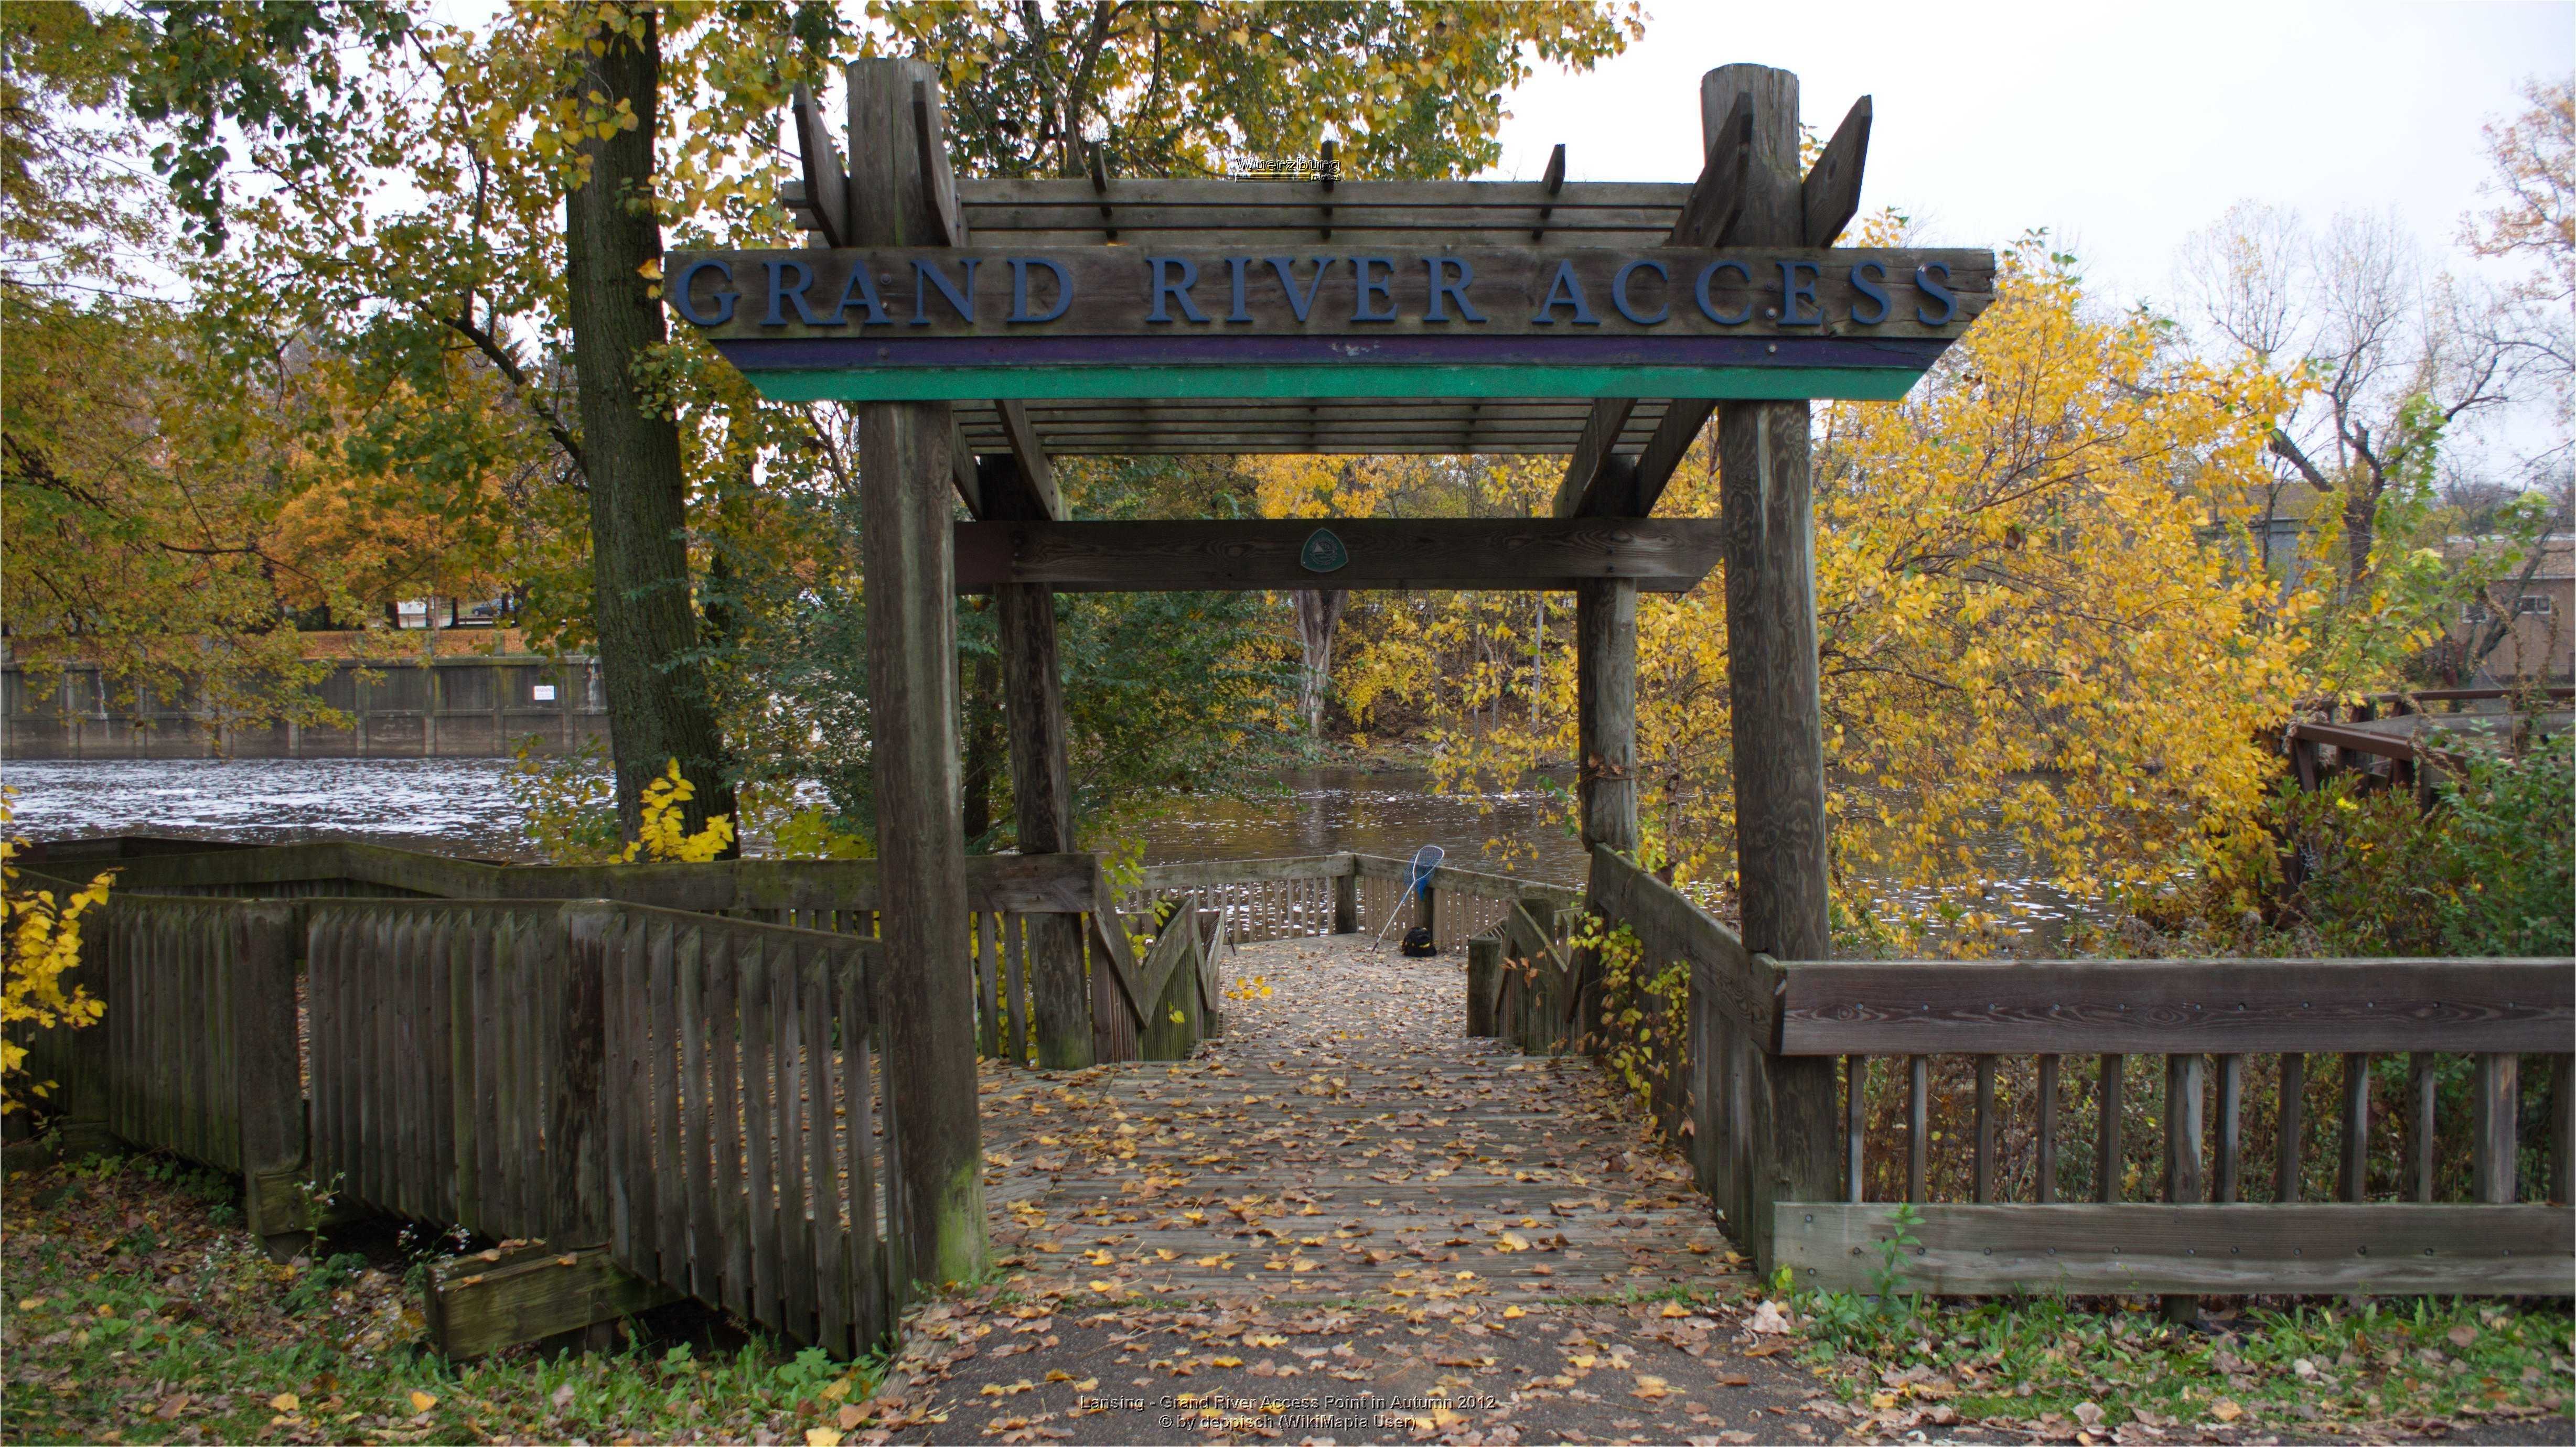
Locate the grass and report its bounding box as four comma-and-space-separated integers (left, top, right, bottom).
1793, 1285, 2574, 1437
1, 1148, 886, 1445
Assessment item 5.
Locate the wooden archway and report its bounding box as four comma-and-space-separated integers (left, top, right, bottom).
670, 59, 1992, 1281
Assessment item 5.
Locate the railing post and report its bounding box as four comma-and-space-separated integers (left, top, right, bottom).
234, 901, 308, 1252
2474, 1053, 2519, 1204
1332, 855, 1358, 934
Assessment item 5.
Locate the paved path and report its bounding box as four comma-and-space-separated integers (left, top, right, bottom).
854, 934, 1833, 1445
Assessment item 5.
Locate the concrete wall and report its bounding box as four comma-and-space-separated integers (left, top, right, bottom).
2, 657, 611, 760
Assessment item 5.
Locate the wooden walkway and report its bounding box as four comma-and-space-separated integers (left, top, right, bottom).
978, 933, 1736, 1302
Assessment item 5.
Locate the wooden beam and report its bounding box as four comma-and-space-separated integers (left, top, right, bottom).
949, 421, 983, 514
989, 400, 1064, 520
1551, 399, 1637, 517
1773, 957, 2575, 1056
1530, 143, 1566, 241
954, 517, 1722, 593
912, 78, 968, 247
424, 1245, 679, 1361
1800, 95, 1872, 246
789, 85, 848, 247
1670, 90, 1754, 247
1630, 400, 1716, 514
1551, 90, 1748, 521
1774, 1203, 2576, 1297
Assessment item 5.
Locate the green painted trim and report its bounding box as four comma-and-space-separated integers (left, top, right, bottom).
737, 363, 1924, 404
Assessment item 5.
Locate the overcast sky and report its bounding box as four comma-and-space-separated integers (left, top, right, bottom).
1491, 0, 2568, 303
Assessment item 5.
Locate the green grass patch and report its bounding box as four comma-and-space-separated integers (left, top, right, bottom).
2, 1152, 889, 1444
1793, 1287, 2573, 1437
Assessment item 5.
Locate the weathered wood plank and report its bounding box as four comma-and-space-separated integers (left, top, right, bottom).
2098, 1055, 2126, 1203
742, 934, 781, 1332
677, 921, 712, 1294
2409, 1051, 2438, 1203
776, 941, 816, 1339
424, 1244, 679, 1363
2475, 1053, 2518, 1204
1799, 96, 1871, 246
1907, 1055, 1929, 1203
956, 517, 1722, 594
1774, 958, 2575, 1055
1774, 1203, 2576, 1296
1550, 399, 1637, 519
1973, 1054, 1996, 1204
2342, 1052, 2371, 1203
709, 927, 749, 1321
804, 946, 849, 1357
1575, 580, 1640, 852
2036, 1054, 2061, 1204
2215, 1054, 2244, 1205
2279, 1053, 2307, 1204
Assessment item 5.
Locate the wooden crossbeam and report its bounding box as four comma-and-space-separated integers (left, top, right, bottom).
789, 85, 848, 247
990, 399, 1064, 520
954, 517, 1721, 593
1802, 96, 1872, 246
1553, 92, 1754, 520
1550, 398, 1637, 516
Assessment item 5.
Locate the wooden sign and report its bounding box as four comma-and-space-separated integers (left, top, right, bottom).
668, 245, 1993, 403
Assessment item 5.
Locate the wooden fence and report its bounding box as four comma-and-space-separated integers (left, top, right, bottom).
28, 838, 1178, 1072
1543, 846, 2576, 1297
1126, 852, 1578, 952
17, 888, 901, 1358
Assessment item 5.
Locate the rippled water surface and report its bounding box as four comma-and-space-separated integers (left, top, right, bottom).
4, 757, 2096, 938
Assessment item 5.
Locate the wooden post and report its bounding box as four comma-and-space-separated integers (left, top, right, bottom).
1332, 857, 1359, 934
2473, 1053, 2518, 1204
553, 904, 613, 1244
2161, 1052, 2205, 1325
1710, 61, 1838, 1267
849, 57, 988, 1287
1574, 580, 1639, 856
998, 577, 1090, 1071
234, 902, 307, 1251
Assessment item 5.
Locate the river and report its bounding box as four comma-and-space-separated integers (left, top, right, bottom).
1, 757, 2098, 940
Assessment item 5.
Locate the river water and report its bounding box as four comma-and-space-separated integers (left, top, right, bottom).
2, 757, 2096, 940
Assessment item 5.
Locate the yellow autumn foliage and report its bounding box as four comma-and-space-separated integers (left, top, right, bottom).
621, 760, 738, 864
1, 792, 110, 1116
1334, 239, 2320, 936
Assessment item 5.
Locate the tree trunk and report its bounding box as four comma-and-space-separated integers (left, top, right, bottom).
1295, 589, 1347, 737
561, 11, 735, 844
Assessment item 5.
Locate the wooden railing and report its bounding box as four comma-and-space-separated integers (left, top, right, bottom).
18, 890, 901, 1357
1127, 851, 1579, 952
1551, 846, 2576, 1297
29, 838, 1177, 1071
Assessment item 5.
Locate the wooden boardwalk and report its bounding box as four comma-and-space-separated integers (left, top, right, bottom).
977, 932, 1737, 1302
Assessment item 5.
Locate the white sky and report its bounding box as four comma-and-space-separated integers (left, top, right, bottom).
1493, 0, 2569, 297
1487, 0, 2574, 468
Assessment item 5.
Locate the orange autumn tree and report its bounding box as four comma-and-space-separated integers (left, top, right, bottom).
1329, 235, 2310, 938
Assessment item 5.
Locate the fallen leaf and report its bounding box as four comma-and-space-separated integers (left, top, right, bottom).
837, 1405, 863, 1430
1633, 1374, 1673, 1399
2210, 1399, 2244, 1423
409, 1391, 437, 1413
269, 1394, 299, 1413
2449, 1324, 2478, 1348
